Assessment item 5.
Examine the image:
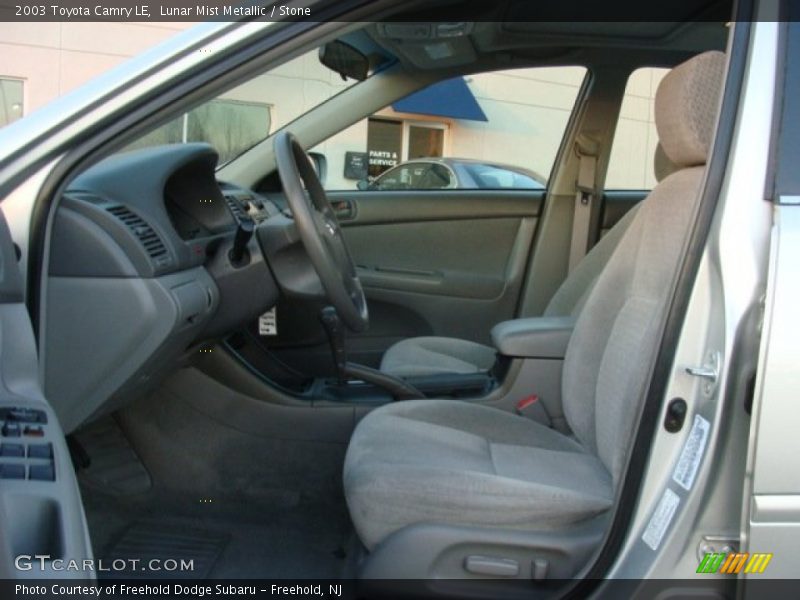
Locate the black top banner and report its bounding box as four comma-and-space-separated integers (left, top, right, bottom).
0, 0, 755, 23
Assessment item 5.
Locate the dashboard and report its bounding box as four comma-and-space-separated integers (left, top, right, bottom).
46, 143, 281, 432
54, 143, 281, 277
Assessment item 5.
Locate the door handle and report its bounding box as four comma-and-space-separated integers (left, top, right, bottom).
685, 365, 717, 380
331, 199, 356, 220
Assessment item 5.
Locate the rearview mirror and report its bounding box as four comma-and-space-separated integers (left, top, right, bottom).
319, 41, 369, 82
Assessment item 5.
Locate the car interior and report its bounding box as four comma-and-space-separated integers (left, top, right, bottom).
1, 0, 742, 589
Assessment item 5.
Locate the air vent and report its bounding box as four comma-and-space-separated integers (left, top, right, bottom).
224, 194, 247, 222
106, 206, 168, 260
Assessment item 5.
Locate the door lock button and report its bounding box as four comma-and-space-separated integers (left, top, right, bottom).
2, 422, 21, 437
23, 425, 44, 437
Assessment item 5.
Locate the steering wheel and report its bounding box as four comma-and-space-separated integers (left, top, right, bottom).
273, 131, 369, 333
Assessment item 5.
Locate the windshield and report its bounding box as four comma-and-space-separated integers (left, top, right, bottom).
124, 45, 364, 164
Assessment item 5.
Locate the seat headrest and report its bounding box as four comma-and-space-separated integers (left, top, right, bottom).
653, 143, 678, 182
655, 51, 726, 168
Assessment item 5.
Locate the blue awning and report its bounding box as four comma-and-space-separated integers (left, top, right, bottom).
392, 77, 488, 122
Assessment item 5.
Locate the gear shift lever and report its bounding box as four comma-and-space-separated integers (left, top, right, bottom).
320, 306, 347, 384
229, 219, 255, 267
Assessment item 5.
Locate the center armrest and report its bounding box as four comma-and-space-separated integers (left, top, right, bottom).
490, 316, 575, 359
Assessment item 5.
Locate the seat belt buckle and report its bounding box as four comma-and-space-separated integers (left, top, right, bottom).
515, 395, 551, 426
516, 394, 539, 412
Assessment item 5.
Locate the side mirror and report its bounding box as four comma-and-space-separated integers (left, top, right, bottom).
319, 41, 369, 82
356, 179, 370, 191
308, 152, 328, 186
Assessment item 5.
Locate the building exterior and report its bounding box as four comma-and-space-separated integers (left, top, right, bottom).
0, 22, 665, 191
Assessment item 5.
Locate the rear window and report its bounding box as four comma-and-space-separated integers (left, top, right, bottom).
460, 163, 545, 190
606, 67, 671, 190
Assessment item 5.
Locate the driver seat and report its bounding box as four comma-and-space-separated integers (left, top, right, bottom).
344, 51, 725, 552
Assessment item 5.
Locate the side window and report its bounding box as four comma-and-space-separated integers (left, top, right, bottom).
606, 67, 670, 190
0, 77, 24, 127
316, 66, 587, 191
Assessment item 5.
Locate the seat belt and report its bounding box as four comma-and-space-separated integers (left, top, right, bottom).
568, 134, 599, 272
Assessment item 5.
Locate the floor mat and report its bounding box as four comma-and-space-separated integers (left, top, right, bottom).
75, 417, 151, 495
81, 374, 355, 579
83, 489, 352, 579
101, 519, 228, 579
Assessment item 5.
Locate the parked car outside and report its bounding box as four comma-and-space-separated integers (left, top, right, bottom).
359, 157, 546, 191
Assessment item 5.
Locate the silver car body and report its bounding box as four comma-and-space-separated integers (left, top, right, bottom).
0, 3, 796, 588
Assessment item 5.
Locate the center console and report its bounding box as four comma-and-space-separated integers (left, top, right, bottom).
315, 306, 501, 403
313, 369, 499, 404
313, 314, 576, 406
